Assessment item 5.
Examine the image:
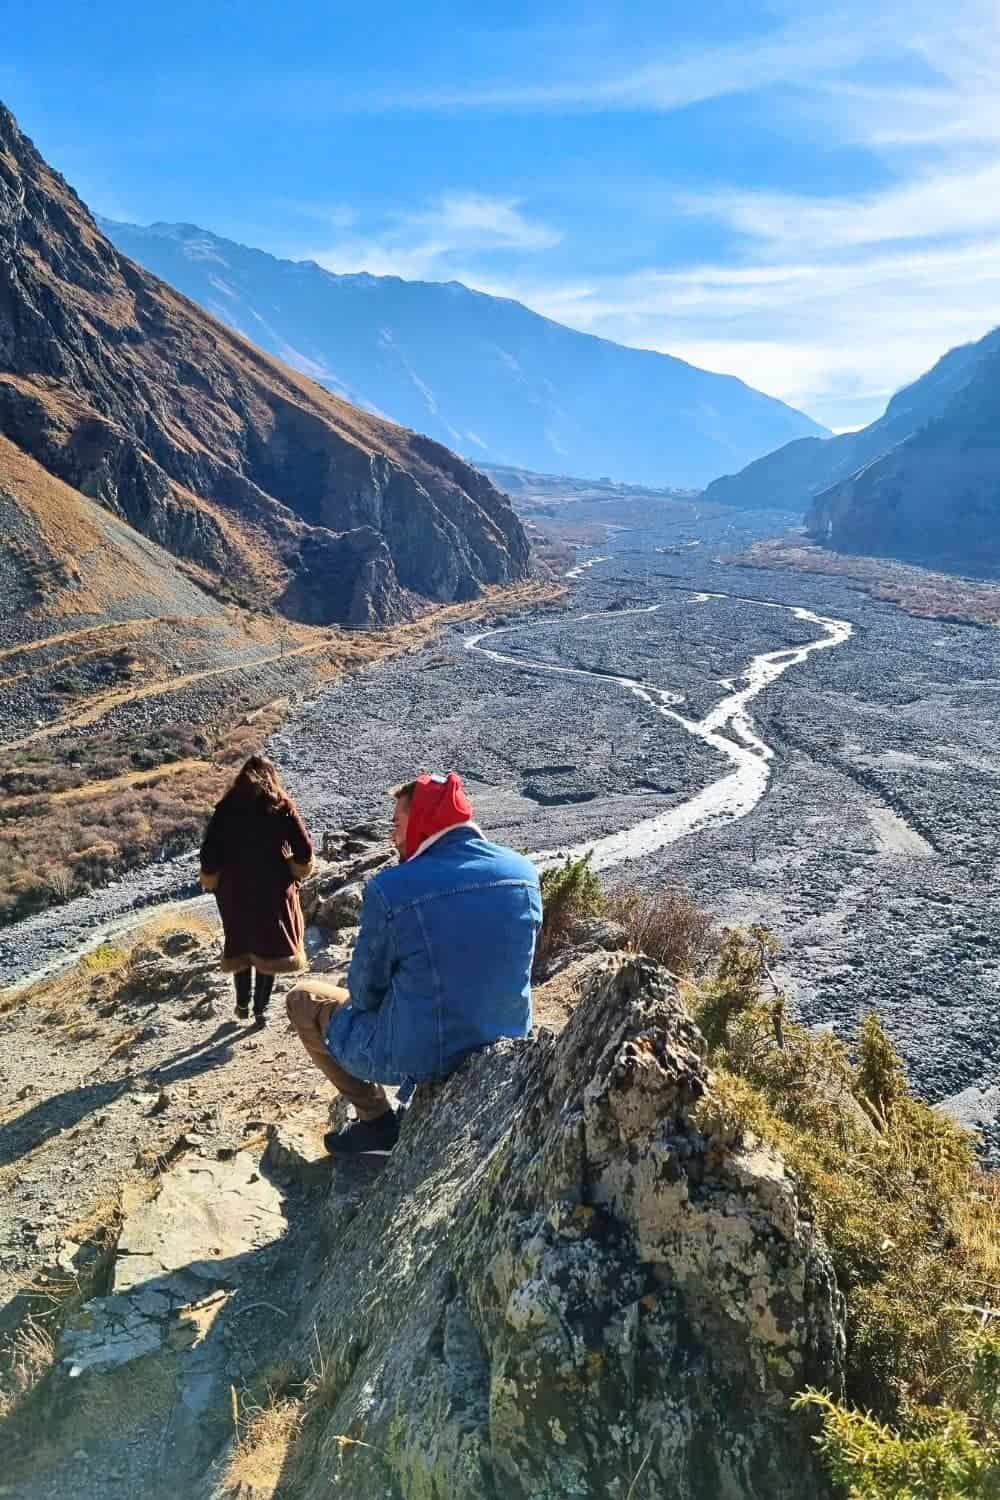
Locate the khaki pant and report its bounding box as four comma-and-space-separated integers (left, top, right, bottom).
285, 981, 390, 1122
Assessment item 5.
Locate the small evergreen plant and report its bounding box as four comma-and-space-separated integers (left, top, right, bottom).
796, 1330, 1000, 1499
687, 926, 1000, 1500
534, 852, 605, 976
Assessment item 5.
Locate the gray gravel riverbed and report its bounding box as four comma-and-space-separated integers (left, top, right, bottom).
4, 501, 1000, 1153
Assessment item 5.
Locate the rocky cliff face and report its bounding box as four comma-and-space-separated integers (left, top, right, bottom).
2, 860, 845, 1499
807, 350, 1000, 571
0, 103, 529, 625
99, 217, 828, 491
703, 325, 1000, 517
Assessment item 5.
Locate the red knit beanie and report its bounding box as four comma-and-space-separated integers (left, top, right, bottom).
403, 772, 474, 859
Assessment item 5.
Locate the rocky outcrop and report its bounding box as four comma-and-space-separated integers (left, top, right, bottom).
3, 944, 844, 1499
704, 324, 1000, 517
0, 102, 530, 624
281, 956, 845, 1500
806, 350, 1000, 572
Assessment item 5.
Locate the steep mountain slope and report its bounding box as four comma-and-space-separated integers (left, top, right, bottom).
0, 103, 529, 628
703, 326, 1000, 514
0, 430, 236, 640
100, 218, 827, 490
0, 421, 552, 924
806, 349, 1000, 569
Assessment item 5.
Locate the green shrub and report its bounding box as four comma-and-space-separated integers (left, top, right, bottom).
534, 853, 604, 976
689, 929, 1000, 1439
796, 1331, 1000, 1498
689, 923, 781, 1053
855, 1011, 909, 1125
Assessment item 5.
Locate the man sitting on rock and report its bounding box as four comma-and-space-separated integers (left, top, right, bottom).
286, 772, 542, 1154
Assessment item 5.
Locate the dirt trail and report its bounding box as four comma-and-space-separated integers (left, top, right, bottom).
0, 616, 217, 665
4, 582, 564, 752
0, 916, 336, 1312
3, 759, 214, 811
3, 639, 336, 750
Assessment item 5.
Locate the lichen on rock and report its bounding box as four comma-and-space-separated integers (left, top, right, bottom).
2, 947, 845, 1499
281, 955, 845, 1499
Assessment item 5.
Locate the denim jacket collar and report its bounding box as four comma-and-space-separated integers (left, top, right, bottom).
411, 821, 484, 859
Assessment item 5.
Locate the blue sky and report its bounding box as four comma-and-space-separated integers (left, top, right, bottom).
3, 0, 999, 430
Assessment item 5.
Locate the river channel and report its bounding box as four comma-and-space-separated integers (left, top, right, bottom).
0, 570, 852, 989
467, 588, 852, 870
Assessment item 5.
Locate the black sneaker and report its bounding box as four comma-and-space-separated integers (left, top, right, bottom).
324, 1110, 400, 1155
235, 1002, 251, 1022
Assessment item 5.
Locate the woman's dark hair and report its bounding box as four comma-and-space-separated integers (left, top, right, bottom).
222, 755, 292, 814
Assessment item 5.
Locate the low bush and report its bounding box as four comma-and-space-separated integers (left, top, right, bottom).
534, 858, 716, 981
604, 884, 715, 974
687, 927, 1000, 1497
534, 853, 604, 977
796, 1344, 1000, 1499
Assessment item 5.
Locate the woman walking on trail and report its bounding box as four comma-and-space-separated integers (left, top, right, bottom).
199, 755, 315, 1026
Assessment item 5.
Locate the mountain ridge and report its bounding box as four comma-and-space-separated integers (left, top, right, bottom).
0, 102, 530, 629
806, 345, 1000, 569
100, 216, 828, 490
702, 325, 1000, 519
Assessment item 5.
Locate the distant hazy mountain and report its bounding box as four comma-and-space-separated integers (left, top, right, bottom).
703, 326, 1000, 514
100, 218, 827, 490
806, 346, 1000, 571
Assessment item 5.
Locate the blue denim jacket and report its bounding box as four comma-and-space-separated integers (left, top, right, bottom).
324, 826, 542, 1084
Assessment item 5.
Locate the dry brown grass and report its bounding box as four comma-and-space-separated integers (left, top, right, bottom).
0, 432, 104, 561
0, 1318, 55, 1420
535, 859, 716, 983
64, 1183, 129, 1256
533, 952, 612, 1032
606, 884, 717, 974
0, 578, 563, 928
3, 758, 213, 813
736, 539, 1000, 628
0, 621, 155, 666
0, 714, 285, 925
223, 1394, 305, 1498
0, 908, 213, 1016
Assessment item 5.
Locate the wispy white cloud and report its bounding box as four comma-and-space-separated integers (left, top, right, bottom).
481, 237, 1000, 429
677, 161, 1000, 256
462, 0, 1000, 427
288, 0, 1000, 429
303, 192, 560, 280
345, 9, 898, 116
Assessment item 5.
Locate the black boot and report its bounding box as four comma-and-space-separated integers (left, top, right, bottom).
234, 970, 252, 1021
324, 1109, 400, 1156
252, 972, 275, 1028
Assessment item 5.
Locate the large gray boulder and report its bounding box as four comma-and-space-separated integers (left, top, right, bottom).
2, 954, 844, 1499
313, 880, 364, 932
278, 956, 844, 1499
300, 824, 395, 925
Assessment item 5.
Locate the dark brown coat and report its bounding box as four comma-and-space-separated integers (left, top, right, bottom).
199, 795, 314, 975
